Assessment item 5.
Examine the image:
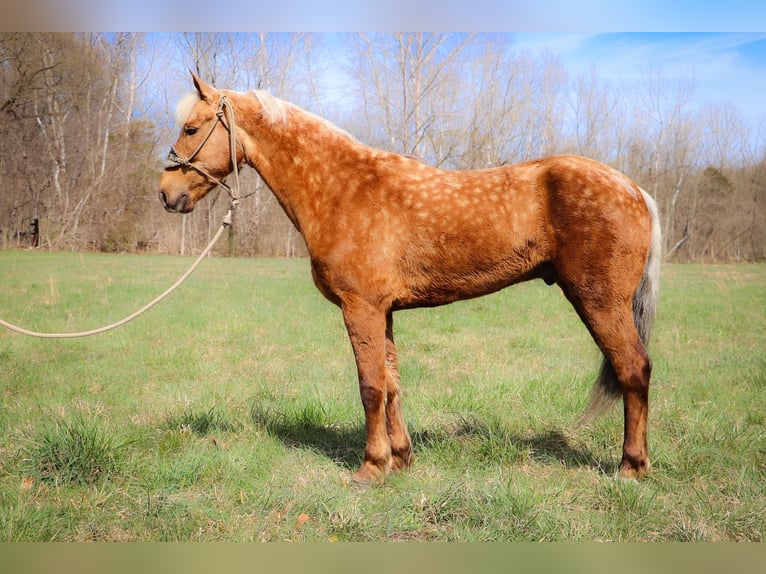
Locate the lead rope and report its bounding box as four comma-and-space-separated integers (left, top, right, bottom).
0, 95, 243, 340
221, 96, 241, 213
0, 223, 228, 339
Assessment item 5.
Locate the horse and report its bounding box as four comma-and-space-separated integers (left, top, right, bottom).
159, 72, 662, 484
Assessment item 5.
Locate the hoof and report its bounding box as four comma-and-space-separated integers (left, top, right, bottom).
351, 461, 388, 486
390, 448, 414, 473
619, 457, 651, 480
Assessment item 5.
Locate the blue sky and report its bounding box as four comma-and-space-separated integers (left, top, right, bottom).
5, 3, 765, 127
310, 33, 766, 127
5, 1, 766, 33
509, 33, 766, 123
145, 32, 766, 132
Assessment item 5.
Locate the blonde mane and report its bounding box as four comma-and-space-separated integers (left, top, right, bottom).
173, 88, 354, 142
251, 89, 289, 125
251, 89, 356, 142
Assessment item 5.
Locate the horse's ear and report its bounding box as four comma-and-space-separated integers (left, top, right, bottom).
190, 70, 216, 102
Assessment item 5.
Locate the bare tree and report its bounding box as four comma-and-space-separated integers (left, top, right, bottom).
569, 66, 623, 161
0, 33, 161, 252
347, 33, 474, 166
633, 65, 699, 256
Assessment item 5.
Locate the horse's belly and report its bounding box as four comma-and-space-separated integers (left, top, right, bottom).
394, 246, 549, 309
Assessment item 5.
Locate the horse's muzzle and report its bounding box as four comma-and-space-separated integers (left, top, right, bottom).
159, 190, 191, 213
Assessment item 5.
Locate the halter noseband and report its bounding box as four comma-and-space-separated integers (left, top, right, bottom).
164, 93, 241, 213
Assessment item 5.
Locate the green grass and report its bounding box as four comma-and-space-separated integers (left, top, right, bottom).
0, 251, 764, 541
22, 412, 128, 486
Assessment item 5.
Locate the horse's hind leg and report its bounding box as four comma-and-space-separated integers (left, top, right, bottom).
385, 312, 413, 471
559, 281, 652, 479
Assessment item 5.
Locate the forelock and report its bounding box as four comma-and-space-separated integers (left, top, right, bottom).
175, 93, 200, 126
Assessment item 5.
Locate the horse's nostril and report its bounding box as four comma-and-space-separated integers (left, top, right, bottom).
159, 191, 190, 213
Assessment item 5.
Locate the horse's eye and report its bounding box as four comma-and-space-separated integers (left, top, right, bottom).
184, 126, 198, 136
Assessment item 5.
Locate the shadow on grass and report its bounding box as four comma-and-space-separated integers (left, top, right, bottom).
516, 429, 616, 473
412, 414, 617, 474
250, 403, 366, 470
513, 429, 618, 474
250, 403, 615, 475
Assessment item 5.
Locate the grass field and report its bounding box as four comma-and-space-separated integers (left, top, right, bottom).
0, 251, 763, 541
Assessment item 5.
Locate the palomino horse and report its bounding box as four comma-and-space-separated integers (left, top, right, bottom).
160, 73, 662, 484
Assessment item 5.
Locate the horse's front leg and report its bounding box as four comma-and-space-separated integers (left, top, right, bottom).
385, 311, 413, 472
342, 297, 392, 484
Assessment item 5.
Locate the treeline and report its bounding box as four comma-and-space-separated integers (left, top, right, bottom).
1, 33, 764, 261
0, 33, 159, 253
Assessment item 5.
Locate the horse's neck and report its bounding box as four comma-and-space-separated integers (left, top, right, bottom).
234, 93, 360, 236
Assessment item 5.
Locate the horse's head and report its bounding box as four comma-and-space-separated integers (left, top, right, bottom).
159, 72, 237, 214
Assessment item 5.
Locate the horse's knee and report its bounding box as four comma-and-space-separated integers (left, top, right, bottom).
359, 381, 385, 409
